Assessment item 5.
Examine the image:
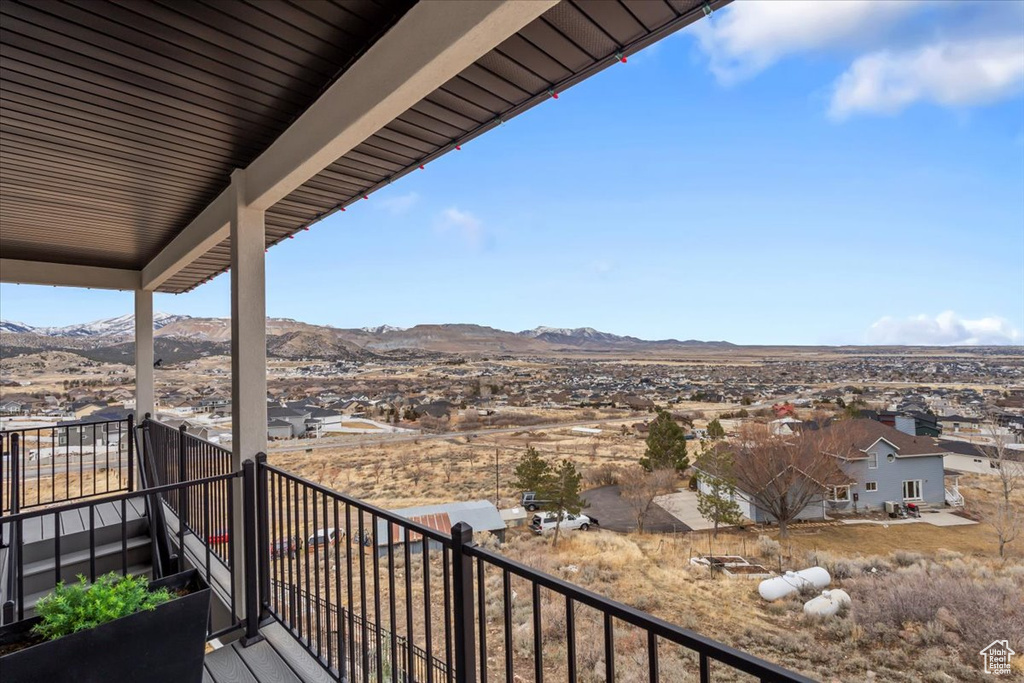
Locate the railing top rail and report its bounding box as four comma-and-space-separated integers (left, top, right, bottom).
0, 470, 240, 524
263, 462, 455, 546
0, 417, 131, 435
464, 544, 817, 683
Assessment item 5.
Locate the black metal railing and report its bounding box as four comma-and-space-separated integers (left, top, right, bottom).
271, 579, 449, 683
254, 459, 813, 683
0, 470, 243, 639
143, 418, 234, 567
0, 416, 134, 515
259, 461, 457, 683
0, 421, 813, 681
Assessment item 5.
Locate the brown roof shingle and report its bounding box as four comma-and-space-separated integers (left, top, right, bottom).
825, 419, 946, 458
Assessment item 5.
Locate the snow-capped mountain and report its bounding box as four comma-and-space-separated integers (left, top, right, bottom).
520, 326, 633, 344
0, 320, 36, 334
361, 325, 406, 334
522, 326, 604, 338
0, 313, 191, 339
2, 315, 733, 360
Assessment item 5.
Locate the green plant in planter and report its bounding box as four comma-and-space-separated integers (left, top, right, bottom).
33, 573, 173, 640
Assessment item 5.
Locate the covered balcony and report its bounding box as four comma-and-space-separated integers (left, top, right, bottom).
0, 1, 810, 680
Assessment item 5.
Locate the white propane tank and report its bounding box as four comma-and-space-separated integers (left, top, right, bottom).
803, 589, 852, 617
758, 567, 832, 601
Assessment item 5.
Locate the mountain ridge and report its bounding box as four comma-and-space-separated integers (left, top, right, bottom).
1, 314, 735, 361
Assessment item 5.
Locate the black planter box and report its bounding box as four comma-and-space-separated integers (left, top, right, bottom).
0, 569, 211, 683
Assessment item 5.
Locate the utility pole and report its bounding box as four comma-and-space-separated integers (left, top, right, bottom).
494, 448, 500, 506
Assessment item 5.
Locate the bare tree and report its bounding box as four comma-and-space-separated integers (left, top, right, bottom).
989, 501, 1022, 558
731, 423, 850, 538
984, 424, 1022, 506
618, 467, 676, 534
981, 424, 1023, 558
442, 458, 456, 484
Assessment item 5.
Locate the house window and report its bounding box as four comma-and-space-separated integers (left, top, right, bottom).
902, 480, 922, 501
864, 482, 878, 492
887, 453, 896, 463
827, 485, 851, 502
868, 452, 878, 469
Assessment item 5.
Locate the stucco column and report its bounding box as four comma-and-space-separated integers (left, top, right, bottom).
229, 168, 267, 618
134, 289, 154, 420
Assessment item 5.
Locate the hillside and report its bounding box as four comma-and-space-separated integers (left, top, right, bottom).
1, 314, 734, 362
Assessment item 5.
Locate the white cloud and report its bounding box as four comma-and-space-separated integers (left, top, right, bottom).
376, 191, 420, 215
436, 207, 484, 248
830, 36, 1024, 119
691, 1, 918, 85
866, 311, 1022, 346
690, 1, 1024, 118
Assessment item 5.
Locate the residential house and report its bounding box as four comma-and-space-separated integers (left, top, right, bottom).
937, 414, 981, 434
822, 420, 948, 512
0, 400, 26, 416
266, 406, 311, 438
864, 410, 940, 437
268, 419, 294, 440
160, 418, 213, 442
695, 463, 837, 524
197, 395, 230, 413
56, 411, 131, 448
697, 419, 952, 525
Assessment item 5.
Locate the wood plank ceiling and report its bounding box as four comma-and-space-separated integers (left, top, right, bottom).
0, 0, 724, 293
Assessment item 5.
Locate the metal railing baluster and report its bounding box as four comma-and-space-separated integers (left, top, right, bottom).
477, 558, 487, 683
566, 595, 576, 683
604, 613, 615, 683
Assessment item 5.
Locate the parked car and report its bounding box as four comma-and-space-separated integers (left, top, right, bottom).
307, 528, 342, 550
529, 511, 596, 534
520, 491, 551, 511
271, 535, 303, 559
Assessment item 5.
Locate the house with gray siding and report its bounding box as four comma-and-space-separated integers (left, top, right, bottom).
696, 419, 953, 524
695, 475, 832, 524
822, 420, 948, 513
266, 406, 311, 437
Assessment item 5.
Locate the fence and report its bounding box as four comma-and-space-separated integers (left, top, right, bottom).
144, 418, 234, 567
0, 470, 243, 639
271, 579, 449, 683
1, 417, 134, 515
255, 459, 813, 683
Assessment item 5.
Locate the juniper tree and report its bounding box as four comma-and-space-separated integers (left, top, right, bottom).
640, 410, 689, 474
695, 445, 743, 538
512, 446, 551, 495
548, 458, 585, 546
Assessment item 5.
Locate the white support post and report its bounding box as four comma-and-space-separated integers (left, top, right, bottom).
134, 290, 154, 420
229, 168, 267, 618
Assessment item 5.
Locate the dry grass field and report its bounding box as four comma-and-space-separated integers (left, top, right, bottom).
265, 434, 1023, 683
267, 429, 646, 510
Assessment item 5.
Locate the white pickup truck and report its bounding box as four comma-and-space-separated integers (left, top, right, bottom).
529, 511, 597, 534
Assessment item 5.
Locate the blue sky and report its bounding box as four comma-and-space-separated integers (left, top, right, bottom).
2, 0, 1022, 345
